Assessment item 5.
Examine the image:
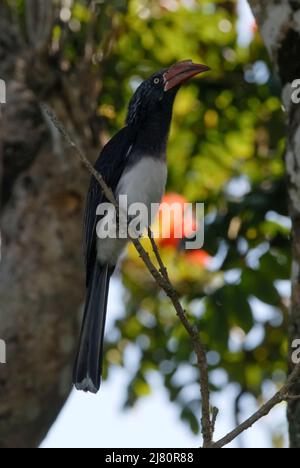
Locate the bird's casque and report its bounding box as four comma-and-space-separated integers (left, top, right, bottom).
127, 60, 210, 126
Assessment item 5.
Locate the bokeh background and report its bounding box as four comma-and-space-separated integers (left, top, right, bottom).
44, 0, 289, 448
0, 0, 291, 448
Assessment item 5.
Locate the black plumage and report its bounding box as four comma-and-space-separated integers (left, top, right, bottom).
73, 61, 210, 393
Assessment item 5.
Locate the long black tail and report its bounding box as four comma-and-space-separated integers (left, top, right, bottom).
73, 262, 111, 393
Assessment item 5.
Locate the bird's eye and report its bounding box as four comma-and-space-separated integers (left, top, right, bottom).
153, 77, 160, 85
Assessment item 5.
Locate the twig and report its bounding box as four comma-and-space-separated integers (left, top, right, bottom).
43, 105, 213, 447
211, 407, 219, 437
234, 388, 246, 448
42, 105, 116, 206
147, 227, 169, 280
211, 362, 300, 448
284, 394, 300, 401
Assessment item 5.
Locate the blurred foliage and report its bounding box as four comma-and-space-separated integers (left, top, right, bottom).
5, 0, 290, 442
103, 0, 289, 439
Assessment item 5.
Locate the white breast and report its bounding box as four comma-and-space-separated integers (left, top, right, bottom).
116, 156, 167, 212
97, 156, 167, 266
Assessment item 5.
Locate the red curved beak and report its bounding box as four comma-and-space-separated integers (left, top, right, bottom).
163, 60, 210, 92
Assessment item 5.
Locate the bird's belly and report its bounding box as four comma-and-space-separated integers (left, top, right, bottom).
117, 157, 167, 214
97, 157, 167, 266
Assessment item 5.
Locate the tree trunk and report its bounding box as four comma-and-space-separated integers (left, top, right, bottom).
0, 6, 94, 448
0, 0, 126, 446
0, 145, 87, 449
248, 0, 300, 448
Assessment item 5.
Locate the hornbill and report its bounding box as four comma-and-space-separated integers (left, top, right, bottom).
73, 60, 210, 393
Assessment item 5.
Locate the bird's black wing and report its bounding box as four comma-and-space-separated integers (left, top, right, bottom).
84, 125, 136, 285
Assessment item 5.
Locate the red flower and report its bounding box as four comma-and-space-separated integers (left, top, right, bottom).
156, 193, 212, 268
185, 249, 211, 267
158, 193, 197, 248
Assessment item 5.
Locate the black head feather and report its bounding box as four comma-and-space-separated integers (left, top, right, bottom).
126, 69, 178, 127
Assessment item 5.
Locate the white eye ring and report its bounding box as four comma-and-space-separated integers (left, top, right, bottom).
153, 77, 160, 85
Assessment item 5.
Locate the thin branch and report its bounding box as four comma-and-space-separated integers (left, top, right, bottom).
43, 105, 213, 447
211, 362, 300, 448
211, 407, 219, 438
234, 388, 246, 448
42, 105, 116, 206
285, 394, 300, 401
147, 227, 169, 280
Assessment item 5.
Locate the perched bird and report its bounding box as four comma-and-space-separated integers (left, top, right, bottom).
73, 60, 210, 393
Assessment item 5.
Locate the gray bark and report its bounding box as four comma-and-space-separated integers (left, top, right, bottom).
0, 146, 86, 448
248, 0, 300, 448
0, 0, 125, 446
0, 3, 94, 448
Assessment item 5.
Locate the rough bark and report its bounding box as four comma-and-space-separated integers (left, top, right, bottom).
0, 0, 128, 446
0, 147, 87, 449
248, 0, 300, 448
0, 4, 98, 448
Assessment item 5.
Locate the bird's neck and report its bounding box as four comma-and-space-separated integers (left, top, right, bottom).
129, 104, 174, 158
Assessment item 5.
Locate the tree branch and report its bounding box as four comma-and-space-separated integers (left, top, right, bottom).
147, 227, 169, 280
211, 362, 300, 448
